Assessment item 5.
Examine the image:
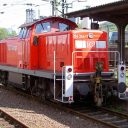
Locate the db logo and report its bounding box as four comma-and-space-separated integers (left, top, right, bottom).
87, 41, 95, 48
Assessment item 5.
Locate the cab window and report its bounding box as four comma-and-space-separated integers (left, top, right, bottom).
19, 28, 24, 38
18, 28, 27, 39
35, 22, 51, 34
42, 22, 51, 32
26, 28, 31, 38
59, 23, 70, 31
35, 23, 43, 34
22, 28, 27, 38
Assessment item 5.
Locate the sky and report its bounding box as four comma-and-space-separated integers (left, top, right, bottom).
0, 0, 121, 31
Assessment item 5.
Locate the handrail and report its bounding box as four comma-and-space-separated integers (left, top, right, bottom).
54, 51, 56, 100
72, 50, 120, 76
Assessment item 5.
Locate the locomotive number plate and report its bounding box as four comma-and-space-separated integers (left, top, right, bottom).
73, 34, 86, 39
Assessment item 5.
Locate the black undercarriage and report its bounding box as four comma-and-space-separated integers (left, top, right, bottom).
0, 69, 119, 106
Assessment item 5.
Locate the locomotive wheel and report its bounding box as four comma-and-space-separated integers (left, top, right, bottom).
22, 75, 31, 91
0, 71, 8, 86
30, 77, 47, 101
38, 78, 47, 102
30, 76, 37, 95
45, 80, 54, 99
55, 81, 62, 98
46, 80, 62, 99
39, 89, 46, 102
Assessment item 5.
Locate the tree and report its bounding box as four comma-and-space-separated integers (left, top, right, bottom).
0, 28, 17, 40
0, 28, 8, 40
8, 30, 17, 37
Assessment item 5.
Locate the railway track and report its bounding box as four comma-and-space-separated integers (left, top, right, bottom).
66, 105, 128, 128
0, 109, 28, 128
1, 85, 128, 128
48, 101, 128, 128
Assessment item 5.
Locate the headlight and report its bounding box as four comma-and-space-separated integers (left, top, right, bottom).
121, 66, 124, 71
118, 82, 126, 93
67, 74, 72, 80
120, 73, 124, 78
67, 68, 72, 73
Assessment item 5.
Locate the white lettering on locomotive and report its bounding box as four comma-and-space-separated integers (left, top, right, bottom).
73, 34, 87, 39
8, 45, 17, 51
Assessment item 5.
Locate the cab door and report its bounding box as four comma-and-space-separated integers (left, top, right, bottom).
17, 27, 26, 68
23, 28, 32, 69
18, 27, 31, 69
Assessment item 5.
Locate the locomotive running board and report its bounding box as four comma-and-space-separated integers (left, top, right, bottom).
0, 65, 55, 79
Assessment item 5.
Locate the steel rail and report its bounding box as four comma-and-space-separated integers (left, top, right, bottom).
45, 100, 128, 128
0, 109, 29, 128
99, 107, 128, 118
45, 101, 123, 128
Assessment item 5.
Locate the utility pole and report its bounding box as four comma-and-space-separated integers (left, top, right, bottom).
51, 0, 55, 16
62, 0, 65, 18
51, 0, 58, 16
51, 0, 87, 17
55, 0, 58, 16
65, 0, 68, 14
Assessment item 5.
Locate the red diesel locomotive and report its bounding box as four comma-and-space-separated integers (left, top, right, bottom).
0, 17, 126, 106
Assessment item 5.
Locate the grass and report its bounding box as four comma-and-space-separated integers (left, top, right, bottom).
108, 105, 124, 112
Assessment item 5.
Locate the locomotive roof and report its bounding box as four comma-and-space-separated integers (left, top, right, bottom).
20, 16, 77, 28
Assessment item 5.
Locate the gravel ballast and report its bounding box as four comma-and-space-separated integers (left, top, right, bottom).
0, 86, 109, 128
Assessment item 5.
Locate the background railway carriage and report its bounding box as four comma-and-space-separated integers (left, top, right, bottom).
0, 17, 126, 106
